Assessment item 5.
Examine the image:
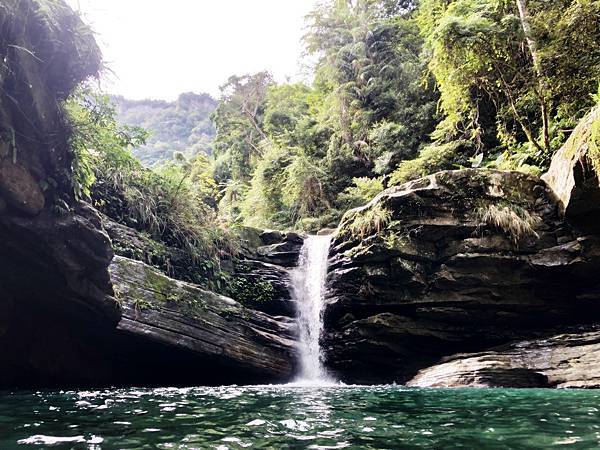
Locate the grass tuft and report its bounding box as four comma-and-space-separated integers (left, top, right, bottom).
477, 202, 540, 244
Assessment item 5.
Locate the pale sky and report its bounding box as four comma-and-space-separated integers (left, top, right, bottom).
66, 0, 320, 100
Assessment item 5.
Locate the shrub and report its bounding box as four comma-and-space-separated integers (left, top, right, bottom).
476, 202, 540, 244
389, 141, 466, 186
69, 89, 237, 286
341, 204, 392, 239
337, 176, 385, 209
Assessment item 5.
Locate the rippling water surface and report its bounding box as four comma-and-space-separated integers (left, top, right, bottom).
1, 385, 600, 449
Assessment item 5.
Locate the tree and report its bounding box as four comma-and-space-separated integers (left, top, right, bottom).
417, 0, 600, 168
305, 0, 438, 170
211, 72, 274, 181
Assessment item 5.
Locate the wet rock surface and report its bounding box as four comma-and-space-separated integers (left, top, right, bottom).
407, 330, 600, 388
324, 166, 600, 385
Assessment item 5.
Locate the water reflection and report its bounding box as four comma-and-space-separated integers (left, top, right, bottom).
1, 385, 600, 449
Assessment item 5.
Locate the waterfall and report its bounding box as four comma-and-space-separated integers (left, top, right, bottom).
291, 234, 334, 384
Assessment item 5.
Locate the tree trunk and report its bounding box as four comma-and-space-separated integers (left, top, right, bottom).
515, 0, 551, 153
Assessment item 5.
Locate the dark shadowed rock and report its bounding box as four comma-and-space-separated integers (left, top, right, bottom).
0, 160, 45, 215
110, 256, 298, 384
324, 168, 600, 384
0, 249, 298, 388
229, 227, 305, 316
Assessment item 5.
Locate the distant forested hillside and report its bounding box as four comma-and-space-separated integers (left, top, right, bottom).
113, 92, 217, 166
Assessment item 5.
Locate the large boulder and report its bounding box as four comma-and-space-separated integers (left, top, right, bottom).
407, 331, 600, 388
542, 106, 600, 226
324, 168, 600, 384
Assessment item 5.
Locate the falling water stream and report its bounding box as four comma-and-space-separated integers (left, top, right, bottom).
3, 238, 600, 448
290, 234, 334, 384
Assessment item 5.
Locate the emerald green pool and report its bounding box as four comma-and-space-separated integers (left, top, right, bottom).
1, 385, 599, 449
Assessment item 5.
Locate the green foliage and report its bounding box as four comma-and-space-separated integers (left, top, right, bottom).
0, 0, 102, 96
282, 150, 330, 220
485, 145, 543, 177
222, 274, 275, 307
417, 0, 600, 170
239, 144, 291, 227
295, 210, 345, 233
113, 93, 217, 166
211, 72, 274, 182
67, 87, 147, 199
94, 156, 235, 275
305, 0, 439, 163
69, 88, 236, 287
341, 203, 392, 239
238, 144, 331, 228
389, 141, 466, 186
263, 83, 315, 148
338, 176, 385, 209
66, 0, 599, 241
212, 1, 439, 230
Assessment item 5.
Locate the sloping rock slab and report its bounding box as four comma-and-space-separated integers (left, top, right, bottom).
103, 220, 304, 318
407, 330, 600, 388
110, 256, 298, 384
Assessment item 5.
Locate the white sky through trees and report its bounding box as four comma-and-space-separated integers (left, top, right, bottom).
66, 0, 320, 100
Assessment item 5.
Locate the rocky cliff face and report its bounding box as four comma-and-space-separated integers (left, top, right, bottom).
323, 110, 600, 385
230, 228, 304, 317
0, 0, 119, 387
104, 219, 304, 318
109, 256, 297, 386
0, 0, 297, 388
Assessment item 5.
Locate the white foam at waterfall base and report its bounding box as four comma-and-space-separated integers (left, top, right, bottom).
290, 235, 337, 386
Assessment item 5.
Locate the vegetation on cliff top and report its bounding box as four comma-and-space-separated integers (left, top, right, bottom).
208, 0, 600, 231
68, 89, 236, 288
65, 0, 600, 289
